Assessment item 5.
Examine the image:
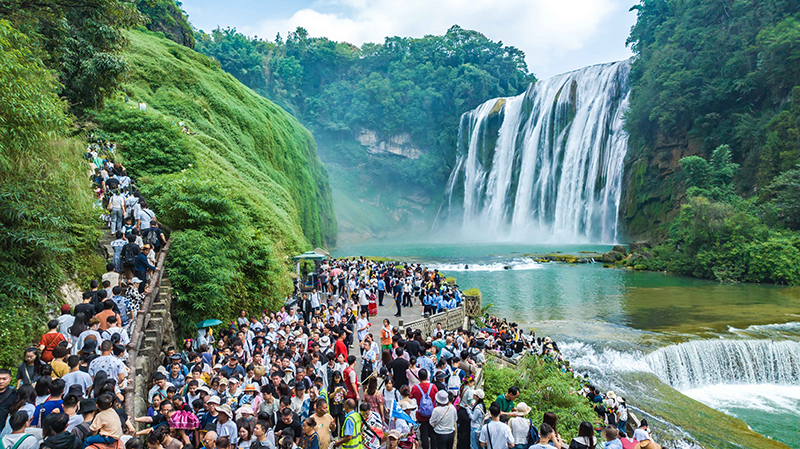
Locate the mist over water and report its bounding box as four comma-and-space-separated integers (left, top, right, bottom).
436, 60, 631, 243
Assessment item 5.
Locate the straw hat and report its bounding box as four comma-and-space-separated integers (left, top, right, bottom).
216, 404, 233, 418
515, 402, 531, 415
244, 383, 258, 393
606, 391, 617, 399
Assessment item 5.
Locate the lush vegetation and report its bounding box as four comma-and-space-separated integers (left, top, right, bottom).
90, 30, 336, 333
483, 357, 597, 442
0, 19, 104, 370
137, 0, 194, 48
195, 26, 534, 238
626, 145, 800, 284
624, 0, 800, 236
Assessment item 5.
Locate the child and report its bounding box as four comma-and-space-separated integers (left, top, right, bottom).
123, 217, 135, 238
86, 393, 124, 446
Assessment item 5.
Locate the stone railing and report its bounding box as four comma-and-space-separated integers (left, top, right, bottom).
124, 239, 176, 424
399, 305, 467, 337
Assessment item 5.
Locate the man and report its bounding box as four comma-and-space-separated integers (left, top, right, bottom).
32, 378, 65, 426
251, 421, 274, 449
334, 332, 348, 360
274, 408, 301, 444
376, 278, 386, 307
56, 305, 75, 342
220, 356, 246, 379
72, 318, 101, 355
494, 386, 519, 415
134, 245, 157, 284
88, 341, 127, 386
95, 301, 121, 332
202, 432, 218, 449
101, 316, 130, 345
74, 293, 96, 321
148, 372, 174, 404
388, 347, 410, 389
62, 356, 92, 398
3, 410, 40, 449
50, 346, 70, 379
603, 426, 621, 449
136, 201, 156, 231
71, 399, 97, 442
312, 398, 335, 449
142, 220, 166, 253
356, 311, 370, 349
393, 278, 403, 317
40, 413, 82, 449
343, 355, 359, 401
333, 399, 360, 449
479, 404, 514, 449
120, 234, 140, 284
108, 287, 131, 329
309, 289, 321, 317
410, 369, 437, 449
215, 404, 238, 445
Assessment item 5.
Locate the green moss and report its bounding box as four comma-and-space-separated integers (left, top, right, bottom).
463, 287, 481, 296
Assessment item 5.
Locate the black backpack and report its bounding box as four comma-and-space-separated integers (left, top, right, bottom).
123, 245, 137, 267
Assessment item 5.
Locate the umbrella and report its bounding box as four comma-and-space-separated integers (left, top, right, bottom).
196, 319, 223, 329
478, 327, 497, 335
330, 268, 343, 277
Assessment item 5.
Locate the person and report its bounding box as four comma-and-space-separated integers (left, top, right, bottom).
31, 378, 65, 426
388, 348, 410, 390
566, 422, 596, 449
56, 306, 75, 344
85, 393, 123, 447
238, 425, 254, 449
333, 400, 359, 449
632, 432, 659, 449
251, 421, 274, 449
468, 390, 485, 449
632, 420, 650, 444
478, 404, 513, 449
542, 412, 560, 443
16, 349, 42, 387
381, 378, 400, 420
328, 371, 346, 433
411, 369, 438, 449
310, 398, 334, 449
618, 431, 637, 449
61, 357, 92, 398
361, 378, 384, 424
88, 341, 127, 386
0, 369, 16, 427
380, 321, 392, 352
121, 234, 140, 283
342, 356, 358, 402
299, 417, 319, 449
216, 404, 239, 445
529, 423, 561, 449
603, 427, 621, 449
508, 402, 533, 449
492, 387, 518, 416
429, 391, 456, 449
40, 413, 81, 449
38, 321, 67, 363
616, 398, 628, 434
70, 399, 97, 442
2, 411, 40, 449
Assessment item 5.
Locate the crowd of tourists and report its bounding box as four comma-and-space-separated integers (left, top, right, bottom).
0, 138, 664, 449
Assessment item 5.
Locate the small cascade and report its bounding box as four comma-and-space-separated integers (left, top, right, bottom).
645, 339, 800, 389
437, 60, 631, 243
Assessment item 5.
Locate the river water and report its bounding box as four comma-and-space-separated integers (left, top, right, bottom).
333, 241, 800, 448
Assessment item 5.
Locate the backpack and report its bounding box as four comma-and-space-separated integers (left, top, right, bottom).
145, 228, 159, 246
525, 419, 539, 445
122, 245, 137, 267
0, 434, 32, 449
418, 383, 434, 418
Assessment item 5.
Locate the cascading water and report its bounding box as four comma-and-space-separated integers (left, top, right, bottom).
437, 60, 631, 243
645, 339, 800, 390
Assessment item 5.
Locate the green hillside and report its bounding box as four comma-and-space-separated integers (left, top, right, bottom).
90, 29, 336, 331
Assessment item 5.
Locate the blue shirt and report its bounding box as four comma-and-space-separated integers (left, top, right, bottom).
135, 253, 156, 273
343, 411, 359, 437
377, 280, 386, 291
110, 295, 131, 326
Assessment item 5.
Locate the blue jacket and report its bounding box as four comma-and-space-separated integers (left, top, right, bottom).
135, 253, 156, 273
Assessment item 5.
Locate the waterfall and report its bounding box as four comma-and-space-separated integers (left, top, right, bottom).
645, 340, 800, 390
437, 60, 631, 243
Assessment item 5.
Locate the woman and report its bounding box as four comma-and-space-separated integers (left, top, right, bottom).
568, 422, 596, 449
38, 320, 66, 363
406, 358, 420, 388
299, 417, 319, 449
17, 348, 43, 387
429, 391, 456, 449
542, 412, 561, 441
68, 313, 88, 348
509, 402, 533, 449
397, 386, 416, 418
361, 378, 385, 423
382, 378, 400, 418
469, 389, 486, 449
328, 371, 346, 432
456, 398, 471, 449
237, 425, 254, 449
0, 385, 36, 438
459, 375, 475, 408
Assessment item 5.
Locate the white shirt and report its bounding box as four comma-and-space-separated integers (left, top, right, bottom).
508, 417, 531, 445
102, 326, 130, 345
356, 318, 370, 341
62, 370, 93, 397
479, 421, 514, 449
2, 433, 41, 449
429, 404, 457, 434
310, 292, 320, 308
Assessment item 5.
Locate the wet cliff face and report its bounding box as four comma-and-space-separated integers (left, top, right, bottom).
621, 132, 702, 241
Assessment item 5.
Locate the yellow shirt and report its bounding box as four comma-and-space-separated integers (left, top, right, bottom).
51, 360, 69, 378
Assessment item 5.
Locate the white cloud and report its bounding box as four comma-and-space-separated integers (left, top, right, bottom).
248, 0, 633, 77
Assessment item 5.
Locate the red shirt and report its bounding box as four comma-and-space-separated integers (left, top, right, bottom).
410, 382, 438, 422
335, 339, 348, 359
620, 438, 638, 449
343, 366, 358, 399
38, 332, 66, 363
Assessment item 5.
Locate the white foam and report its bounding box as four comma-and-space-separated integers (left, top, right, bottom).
682, 384, 800, 416
428, 258, 542, 272
728, 321, 800, 336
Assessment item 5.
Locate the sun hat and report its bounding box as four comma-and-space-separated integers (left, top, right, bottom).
207, 396, 221, 405
515, 402, 531, 415
216, 404, 233, 418
244, 383, 258, 393
435, 390, 449, 405
130, 277, 142, 284
237, 404, 254, 416
217, 377, 229, 385
213, 364, 222, 370
387, 430, 401, 440
320, 336, 331, 347
473, 389, 485, 399
196, 386, 212, 395
606, 391, 617, 399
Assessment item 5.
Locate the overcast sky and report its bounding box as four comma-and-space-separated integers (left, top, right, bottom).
183, 0, 638, 79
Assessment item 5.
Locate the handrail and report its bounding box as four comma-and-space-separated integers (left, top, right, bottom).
124, 238, 172, 421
